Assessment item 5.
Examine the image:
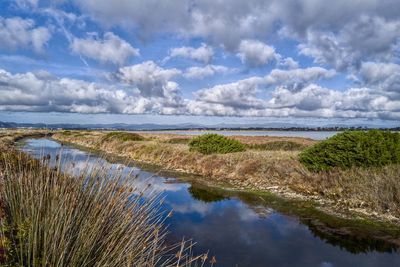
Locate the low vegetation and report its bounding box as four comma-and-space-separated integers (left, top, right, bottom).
247, 141, 306, 151
101, 131, 145, 142
299, 130, 400, 171
188, 134, 246, 154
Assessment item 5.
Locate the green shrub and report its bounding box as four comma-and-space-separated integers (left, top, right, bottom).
188, 133, 246, 154
299, 130, 400, 172
248, 141, 306, 151
102, 131, 145, 142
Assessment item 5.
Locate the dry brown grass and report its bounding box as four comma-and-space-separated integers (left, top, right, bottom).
297, 165, 400, 216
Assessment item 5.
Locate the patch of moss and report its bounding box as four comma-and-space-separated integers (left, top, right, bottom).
188, 133, 246, 154
299, 130, 400, 171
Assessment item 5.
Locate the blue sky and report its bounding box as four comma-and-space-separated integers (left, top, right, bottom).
0, 0, 399, 126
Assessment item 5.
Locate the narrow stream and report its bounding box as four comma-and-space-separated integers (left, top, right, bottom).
20, 138, 400, 267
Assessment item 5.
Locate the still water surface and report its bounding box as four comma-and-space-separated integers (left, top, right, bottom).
21, 138, 400, 267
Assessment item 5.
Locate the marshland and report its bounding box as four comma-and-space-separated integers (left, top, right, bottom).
1, 128, 399, 266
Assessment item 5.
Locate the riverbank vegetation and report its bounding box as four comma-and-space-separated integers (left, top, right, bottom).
0, 131, 209, 266
49, 129, 400, 223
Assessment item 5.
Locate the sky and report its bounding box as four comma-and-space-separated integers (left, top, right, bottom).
0, 0, 399, 126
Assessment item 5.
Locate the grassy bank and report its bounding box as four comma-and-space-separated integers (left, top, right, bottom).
0, 130, 209, 266
50, 130, 400, 223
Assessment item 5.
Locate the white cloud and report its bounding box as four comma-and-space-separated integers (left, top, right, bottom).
237, 39, 278, 67
278, 57, 299, 69
193, 77, 265, 109
115, 61, 182, 98
166, 43, 213, 64
297, 16, 400, 71
0, 67, 399, 119
187, 82, 400, 119
264, 67, 336, 91
0, 16, 51, 53
187, 67, 336, 115
0, 68, 185, 115
183, 65, 234, 79
73, 0, 400, 55
15, 0, 39, 8
71, 32, 139, 65
359, 62, 400, 93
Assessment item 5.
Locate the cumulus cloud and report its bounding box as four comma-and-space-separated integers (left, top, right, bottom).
166, 43, 213, 64
278, 57, 299, 69
237, 39, 278, 67
193, 77, 265, 110
267, 84, 400, 119
71, 32, 139, 65
3, 1, 400, 121
188, 82, 400, 119
73, 0, 400, 53
74, 0, 191, 38
359, 62, 400, 93
264, 67, 336, 91
189, 66, 336, 113
115, 61, 182, 98
0, 16, 51, 53
0, 68, 185, 114
15, 0, 39, 8
185, 66, 400, 119
0, 67, 399, 119
183, 65, 234, 79
297, 16, 400, 71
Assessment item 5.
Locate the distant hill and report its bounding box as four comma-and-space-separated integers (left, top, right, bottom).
1, 121, 399, 131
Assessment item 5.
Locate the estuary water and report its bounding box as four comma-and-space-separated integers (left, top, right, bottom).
20, 138, 400, 267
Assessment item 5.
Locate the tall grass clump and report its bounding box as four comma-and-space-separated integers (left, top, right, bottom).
299, 130, 400, 172
188, 134, 246, 154
0, 151, 208, 267
102, 131, 145, 142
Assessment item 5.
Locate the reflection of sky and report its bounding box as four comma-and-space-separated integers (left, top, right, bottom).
22, 139, 400, 267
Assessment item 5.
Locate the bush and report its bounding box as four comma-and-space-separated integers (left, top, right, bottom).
102, 131, 145, 142
188, 134, 246, 154
299, 130, 400, 172
248, 141, 306, 151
